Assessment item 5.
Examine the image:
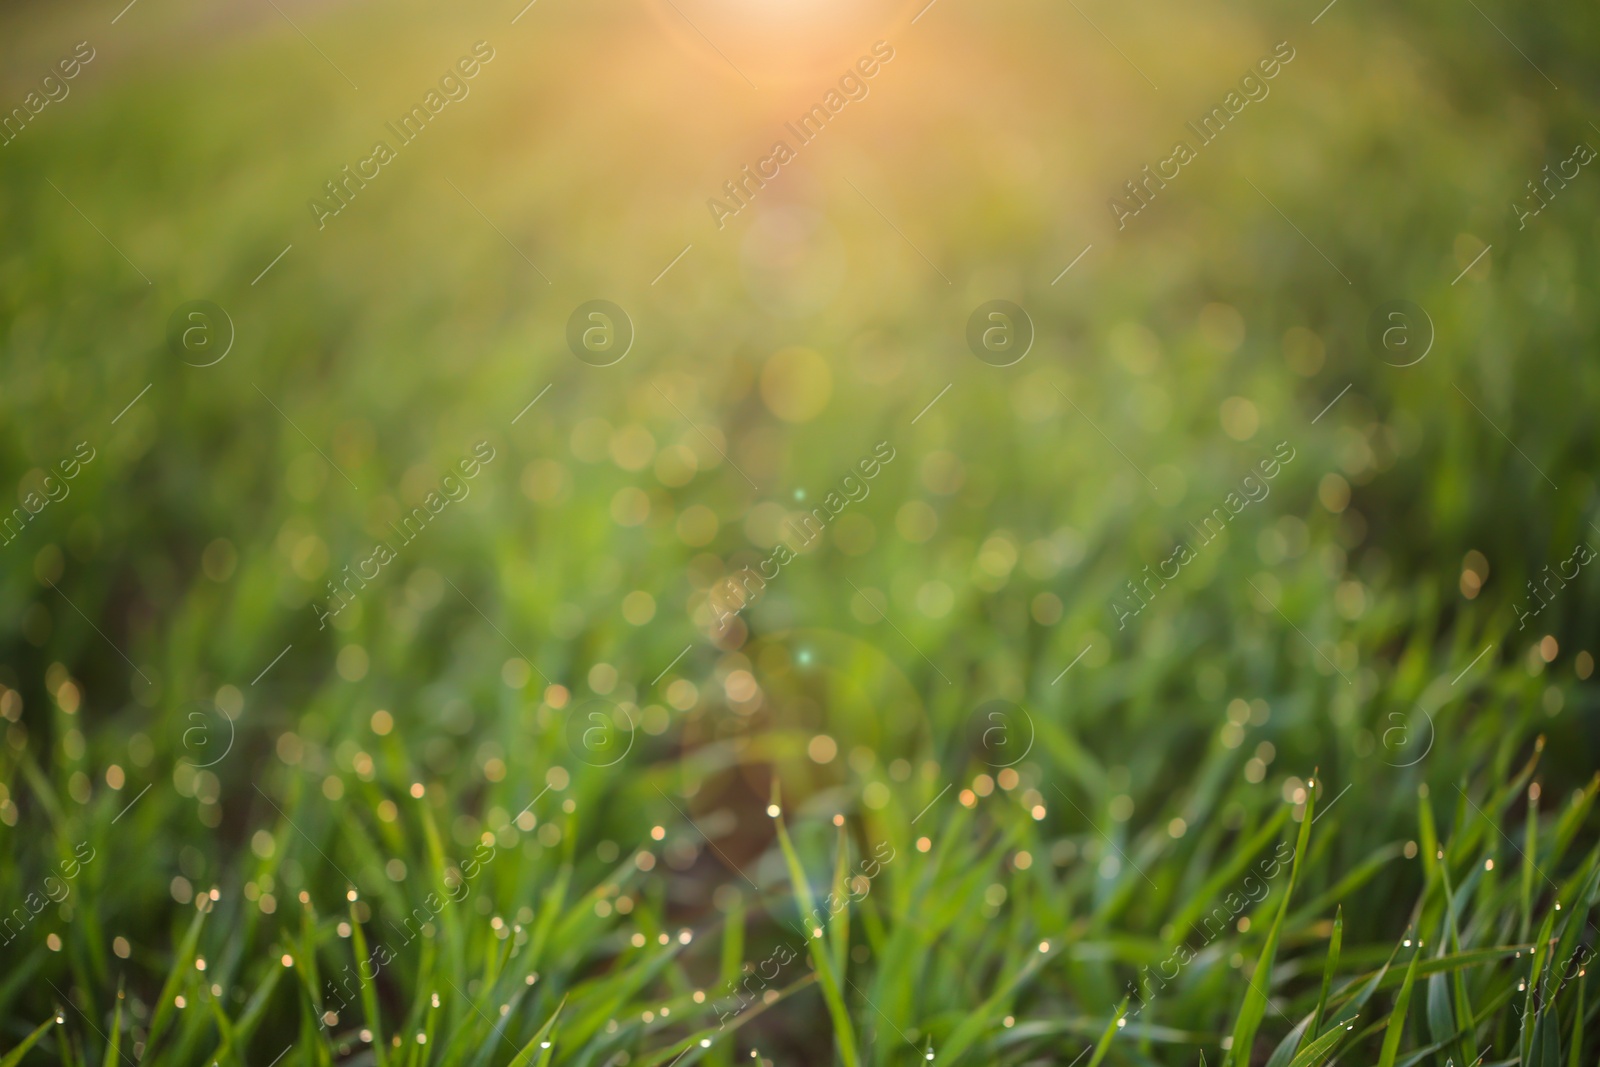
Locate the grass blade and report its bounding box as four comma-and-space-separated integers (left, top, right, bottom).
1225, 776, 1316, 1067
0, 1018, 56, 1067
1377, 943, 1420, 1067
1521, 783, 1538, 944
1264, 1013, 1313, 1067
771, 783, 860, 1067
1085, 996, 1129, 1067
1285, 1013, 1358, 1067
140, 906, 206, 1058
100, 988, 122, 1067
1310, 905, 1341, 1040
1567, 970, 1584, 1067
350, 899, 387, 1067
508, 996, 565, 1067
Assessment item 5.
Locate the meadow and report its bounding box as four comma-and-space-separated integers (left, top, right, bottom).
1, 0, 1597, 1063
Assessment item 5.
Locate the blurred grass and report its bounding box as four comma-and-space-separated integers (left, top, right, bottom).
1, 0, 1598, 1062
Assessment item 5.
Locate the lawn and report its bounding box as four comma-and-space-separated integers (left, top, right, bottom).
1, 0, 1598, 1063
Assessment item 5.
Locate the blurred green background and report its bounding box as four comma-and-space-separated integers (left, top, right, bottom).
1, 0, 1598, 1062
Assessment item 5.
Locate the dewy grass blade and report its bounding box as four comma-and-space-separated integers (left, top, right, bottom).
1085, 996, 1129, 1067
1377, 943, 1421, 1067
507, 996, 565, 1067
350, 899, 387, 1066
141, 907, 207, 1057
770, 782, 860, 1067
1262, 1011, 1312, 1067
100, 985, 123, 1067
633, 976, 819, 1066
1226, 775, 1316, 1067
1523, 908, 1559, 1064
0, 1018, 56, 1067
1284, 1013, 1359, 1067
1418, 786, 1441, 890
1569, 971, 1586, 1067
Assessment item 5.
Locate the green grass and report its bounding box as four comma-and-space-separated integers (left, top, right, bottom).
1, 0, 1598, 1062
